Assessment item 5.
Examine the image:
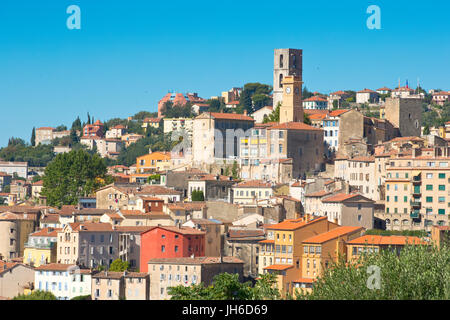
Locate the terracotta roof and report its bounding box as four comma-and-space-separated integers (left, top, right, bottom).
291, 181, 306, 187
349, 156, 375, 162
209, 112, 254, 121
305, 190, 331, 197
167, 202, 206, 211
0, 212, 35, 221
303, 96, 327, 102
258, 239, 275, 244
228, 228, 265, 239
329, 90, 348, 96
36, 127, 55, 131
0, 172, 11, 177
69, 222, 115, 232
322, 193, 373, 203
302, 226, 364, 244
233, 180, 273, 188
137, 185, 181, 196
92, 271, 124, 279
263, 264, 293, 271
309, 113, 328, 120
328, 109, 350, 117
377, 87, 392, 91
267, 216, 328, 231
347, 235, 427, 245
357, 88, 377, 94
148, 256, 243, 265
0, 261, 17, 271
30, 227, 61, 237
268, 122, 323, 131
36, 263, 77, 271
292, 278, 315, 283
32, 180, 43, 186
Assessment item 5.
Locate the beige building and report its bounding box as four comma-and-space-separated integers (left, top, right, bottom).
231, 180, 274, 205
385, 97, 422, 138
163, 118, 194, 139
91, 271, 149, 300
0, 261, 35, 298
35, 127, 70, 145
382, 146, 449, 231
148, 256, 243, 300
0, 212, 35, 261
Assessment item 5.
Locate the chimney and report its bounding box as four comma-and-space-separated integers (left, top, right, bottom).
243, 110, 247, 116
190, 254, 195, 259
105, 271, 108, 277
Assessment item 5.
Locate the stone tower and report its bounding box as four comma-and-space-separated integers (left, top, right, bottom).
385, 97, 422, 137
279, 76, 303, 123
273, 49, 303, 108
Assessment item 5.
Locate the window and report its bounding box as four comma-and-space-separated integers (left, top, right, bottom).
426, 185, 433, 191
161, 245, 165, 252
438, 209, 445, 215
426, 173, 433, 179
426, 197, 433, 203
438, 173, 446, 179
438, 197, 445, 203
304, 246, 308, 254
439, 185, 445, 191
174, 245, 178, 252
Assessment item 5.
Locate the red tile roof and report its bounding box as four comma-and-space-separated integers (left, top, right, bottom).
268, 122, 323, 131
322, 193, 372, 203
303, 96, 327, 102
209, 112, 254, 121
347, 235, 427, 245
30, 227, 61, 237
267, 216, 328, 231
263, 264, 293, 271
302, 226, 364, 244
305, 190, 331, 197
148, 256, 243, 265
233, 180, 273, 188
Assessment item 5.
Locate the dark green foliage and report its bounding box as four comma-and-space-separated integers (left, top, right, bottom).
302, 86, 313, 100
191, 190, 205, 201
422, 102, 450, 128
161, 101, 195, 118
71, 116, 82, 131
133, 111, 158, 120
168, 272, 280, 300
263, 103, 281, 123
116, 134, 176, 167
109, 259, 130, 272
252, 94, 272, 111
296, 244, 449, 300
0, 138, 55, 167
303, 112, 311, 125
13, 290, 57, 300
71, 295, 91, 300
364, 229, 428, 238
55, 125, 67, 132
40, 149, 113, 207
231, 161, 239, 180
31, 127, 36, 146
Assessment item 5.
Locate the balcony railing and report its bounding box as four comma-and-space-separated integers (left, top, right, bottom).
410, 211, 420, 219
24, 242, 55, 249
410, 200, 421, 207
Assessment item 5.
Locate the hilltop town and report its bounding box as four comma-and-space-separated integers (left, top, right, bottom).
0, 48, 449, 300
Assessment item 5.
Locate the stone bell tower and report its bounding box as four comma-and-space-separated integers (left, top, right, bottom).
273, 48, 303, 108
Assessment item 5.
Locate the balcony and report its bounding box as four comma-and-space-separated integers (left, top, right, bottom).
410, 200, 421, 207
412, 188, 421, 196
412, 177, 421, 184
410, 211, 420, 219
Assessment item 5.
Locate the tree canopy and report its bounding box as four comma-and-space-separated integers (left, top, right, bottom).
40, 149, 113, 207
168, 272, 280, 300
13, 290, 57, 300
296, 244, 449, 300
109, 259, 130, 272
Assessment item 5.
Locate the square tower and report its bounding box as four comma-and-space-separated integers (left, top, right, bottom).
279, 76, 303, 123
385, 97, 422, 137
273, 49, 303, 108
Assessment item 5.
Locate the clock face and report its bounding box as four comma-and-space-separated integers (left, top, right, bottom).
285, 87, 291, 94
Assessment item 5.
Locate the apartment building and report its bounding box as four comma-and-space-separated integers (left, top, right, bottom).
140, 226, 205, 272
346, 235, 427, 262
231, 180, 274, 205
382, 147, 449, 231
297, 226, 364, 290
35, 263, 93, 300
57, 222, 119, 268
163, 118, 194, 139
136, 151, 172, 173
23, 227, 60, 267
0, 212, 35, 261
91, 271, 149, 300
148, 256, 243, 300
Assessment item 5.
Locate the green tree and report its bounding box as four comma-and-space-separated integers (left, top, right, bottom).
40, 149, 112, 207
71, 116, 82, 131
231, 161, 239, 180
13, 290, 57, 300
296, 244, 449, 300
109, 259, 130, 272
303, 113, 311, 125
31, 127, 36, 146
302, 86, 313, 100
263, 103, 281, 123
168, 272, 280, 300
71, 295, 91, 300
133, 111, 158, 120
191, 190, 205, 201
252, 94, 272, 111
239, 90, 253, 113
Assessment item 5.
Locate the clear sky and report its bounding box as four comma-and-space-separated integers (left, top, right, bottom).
0, 0, 449, 147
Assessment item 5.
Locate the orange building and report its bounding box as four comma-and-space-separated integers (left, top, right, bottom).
346, 235, 427, 262
261, 215, 339, 296
294, 226, 364, 292
136, 151, 171, 173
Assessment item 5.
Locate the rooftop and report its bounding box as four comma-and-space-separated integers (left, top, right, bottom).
302, 226, 364, 244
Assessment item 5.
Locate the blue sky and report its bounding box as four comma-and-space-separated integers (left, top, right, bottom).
0, 0, 449, 147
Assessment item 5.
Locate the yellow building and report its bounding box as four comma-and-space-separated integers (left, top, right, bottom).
23, 227, 60, 267
136, 151, 172, 173
261, 215, 339, 296
142, 117, 162, 131
294, 226, 364, 293
346, 235, 427, 263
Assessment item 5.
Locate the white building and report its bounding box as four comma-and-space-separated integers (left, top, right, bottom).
231, 180, 273, 205
0, 161, 28, 179
35, 263, 93, 300
322, 109, 349, 155
302, 96, 328, 110
251, 106, 273, 123
356, 89, 379, 104
163, 118, 194, 139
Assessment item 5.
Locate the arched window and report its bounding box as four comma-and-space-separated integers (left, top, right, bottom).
279, 54, 283, 68
279, 74, 283, 88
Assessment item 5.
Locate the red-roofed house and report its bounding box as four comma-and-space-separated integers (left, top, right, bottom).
140, 226, 205, 272
302, 95, 328, 110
